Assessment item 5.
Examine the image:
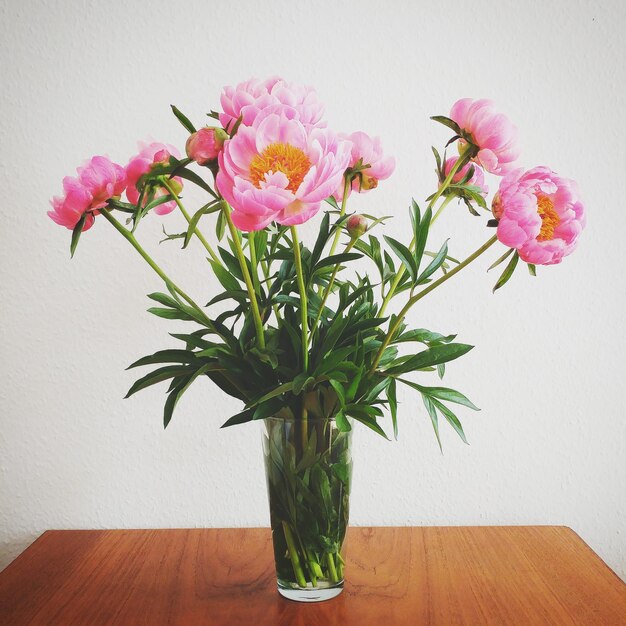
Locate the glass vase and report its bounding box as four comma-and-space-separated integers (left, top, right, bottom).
262, 415, 352, 602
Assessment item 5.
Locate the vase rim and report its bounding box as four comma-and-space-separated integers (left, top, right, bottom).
263, 415, 352, 425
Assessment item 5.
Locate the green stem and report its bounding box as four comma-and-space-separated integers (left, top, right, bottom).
282, 521, 307, 588
310, 238, 355, 342
326, 552, 339, 583
222, 203, 266, 349
248, 232, 261, 294
426, 150, 471, 213
101, 209, 213, 327
161, 178, 221, 265
430, 193, 455, 226
328, 179, 351, 256
370, 235, 498, 374
261, 258, 282, 322
290, 227, 309, 372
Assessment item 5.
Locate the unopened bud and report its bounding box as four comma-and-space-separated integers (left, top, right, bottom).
347, 214, 368, 239
186, 127, 228, 165
491, 192, 503, 220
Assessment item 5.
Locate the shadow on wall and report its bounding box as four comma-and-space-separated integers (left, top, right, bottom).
0, 535, 41, 572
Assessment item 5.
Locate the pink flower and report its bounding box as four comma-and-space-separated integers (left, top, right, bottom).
216, 106, 351, 231
48, 156, 127, 231
441, 157, 488, 196
186, 127, 228, 165
493, 167, 585, 265
125, 142, 183, 215
449, 98, 520, 175
335, 131, 395, 198
219, 76, 325, 131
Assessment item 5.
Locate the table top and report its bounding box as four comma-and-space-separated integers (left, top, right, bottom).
1, 526, 625, 625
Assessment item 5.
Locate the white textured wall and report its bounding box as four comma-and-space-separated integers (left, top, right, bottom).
1, 0, 625, 581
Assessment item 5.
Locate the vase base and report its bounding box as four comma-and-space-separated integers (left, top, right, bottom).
277, 581, 344, 603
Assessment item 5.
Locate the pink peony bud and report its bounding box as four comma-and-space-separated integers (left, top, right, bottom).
186, 127, 228, 165
347, 214, 368, 239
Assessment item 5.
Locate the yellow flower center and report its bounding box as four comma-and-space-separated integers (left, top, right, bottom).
536, 196, 560, 241
249, 143, 311, 193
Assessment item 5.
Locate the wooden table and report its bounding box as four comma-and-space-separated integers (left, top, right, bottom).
1, 526, 625, 625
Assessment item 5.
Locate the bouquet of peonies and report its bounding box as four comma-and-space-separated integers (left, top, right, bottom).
49, 77, 585, 600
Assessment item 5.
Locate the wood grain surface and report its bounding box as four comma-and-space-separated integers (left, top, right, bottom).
1, 526, 625, 625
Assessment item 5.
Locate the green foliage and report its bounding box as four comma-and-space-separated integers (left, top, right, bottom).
122, 139, 488, 449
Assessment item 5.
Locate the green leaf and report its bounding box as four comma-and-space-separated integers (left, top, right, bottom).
163, 363, 213, 428
432, 147, 443, 175
422, 395, 442, 452
218, 247, 245, 280
247, 382, 294, 408
312, 212, 330, 264
220, 408, 254, 428
209, 260, 240, 291
492, 250, 519, 293
335, 410, 352, 432
331, 458, 351, 480
183, 204, 213, 248
147, 307, 196, 321
170, 104, 196, 134
384, 236, 417, 281
414, 207, 432, 271
527, 263, 537, 276
313, 252, 362, 272
398, 380, 479, 410
487, 247, 514, 272
125, 365, 194, 398
206, 289, 248, 306
106, 198, 136, 213
127, 349, 197, 369
293, 374, 315, 395
215, 209, 226, 240
70, 213, 87, 258
329, 379, 346, 407
393, 328, 456, 345
147, 292, 180, 308
385, 343, 473, 375
417, 239, 449, 284
176, 168, 218, 198
431, 398, 468, 444
347, 411, 388, 439
386, 378, 398, 439
430, 115, 462, 135
143, 194, 174, 213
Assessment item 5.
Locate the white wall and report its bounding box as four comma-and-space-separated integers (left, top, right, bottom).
1, 0, 625, 580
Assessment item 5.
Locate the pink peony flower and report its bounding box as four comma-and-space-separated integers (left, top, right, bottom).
186, 127, 228, 165
219, 76, 325, 131
449, 98, 520, 175
441, 156, 488, 196
216, 106, 351, 231
125, 142, 183, 215
335, 131, 395, 198
48, 156, 127, 231
493, 167, 585, 265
